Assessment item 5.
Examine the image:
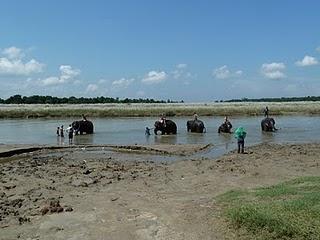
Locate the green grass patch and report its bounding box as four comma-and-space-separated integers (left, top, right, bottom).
217, 176, 320, 239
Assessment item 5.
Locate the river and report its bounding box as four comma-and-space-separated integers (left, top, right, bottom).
0, 116, 319, 157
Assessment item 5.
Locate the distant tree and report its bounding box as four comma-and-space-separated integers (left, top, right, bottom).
5, 95, 23, 104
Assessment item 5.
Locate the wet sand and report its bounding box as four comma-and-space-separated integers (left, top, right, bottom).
1, 143, 319, 240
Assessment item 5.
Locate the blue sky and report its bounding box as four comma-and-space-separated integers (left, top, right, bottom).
0, 0, 319, 102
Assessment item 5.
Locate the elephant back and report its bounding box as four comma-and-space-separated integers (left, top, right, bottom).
218, 122, 232, 133
195, 120, 204, 128
82, 120, 94, 133
261, 117, 275, 125
72, 120, 94, 134
187, 120, 193, 129
165, 120, 177, 134
187, 119, 205, 133
261, 117, 275, 131
154, 119, 177, 135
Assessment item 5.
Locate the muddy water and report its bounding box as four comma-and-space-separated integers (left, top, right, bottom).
0, 116, 319, 157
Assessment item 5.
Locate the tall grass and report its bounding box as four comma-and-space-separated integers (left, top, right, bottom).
218, 176, 320, 239
1, 102, 320, 118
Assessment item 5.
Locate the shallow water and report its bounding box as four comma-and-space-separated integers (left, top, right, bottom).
0, 116, 319, 157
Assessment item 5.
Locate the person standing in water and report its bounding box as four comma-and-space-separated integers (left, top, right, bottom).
145, 127, 151, 136
263, 106, 269, 117
234, 126, 246, 154
193, 112, 198, 121
60, 125, 64, 138
67, 124, 74, 144
159, 114, 166, 127
56, 126, 60, 136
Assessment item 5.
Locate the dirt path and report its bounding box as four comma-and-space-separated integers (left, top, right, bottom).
1, 143, 319, 240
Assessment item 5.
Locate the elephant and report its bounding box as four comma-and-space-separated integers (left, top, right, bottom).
72, 120, 94, 135
261, 117, 277, 132
187, 120, 206, 133
154, 119, 177, 135
218, 122, 233, 133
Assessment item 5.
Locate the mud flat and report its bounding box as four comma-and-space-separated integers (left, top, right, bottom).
0, 143, 319, 240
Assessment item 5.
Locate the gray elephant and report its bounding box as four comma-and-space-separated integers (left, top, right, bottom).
154, 119, 177, 135
218, 122, 233, 133
72, 120, 94, 135
187, 120, 206, 133
261, 117, 277, 132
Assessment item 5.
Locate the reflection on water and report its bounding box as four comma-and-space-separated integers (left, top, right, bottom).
260, 131, 275, 143
73, 134, 95, 145
0, 116, 320, 157
153, 135, 178, 145
186, 133, 207, 144
218, 133, 233, 150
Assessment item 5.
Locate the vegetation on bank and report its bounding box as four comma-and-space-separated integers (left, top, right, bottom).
2, 94, 320, 104
218, 176, 320, 240
224, 96, 320, 102
0, 95, 180, 104
1, 102, 320, 118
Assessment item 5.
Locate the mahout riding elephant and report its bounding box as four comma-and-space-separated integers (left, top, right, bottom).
261, 117, 277, 132
218, 122, 233, 133
72, 120, 94, 135
187, 120, 206, 133
154, 119, 177, 135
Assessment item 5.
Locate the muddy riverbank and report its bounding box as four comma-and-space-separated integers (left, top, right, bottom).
1, 143, 319, 239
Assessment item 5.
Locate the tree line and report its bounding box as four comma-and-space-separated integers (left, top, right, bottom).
0, 95, 182, 104
221, 96, 320, 102
1, 94, 320, 104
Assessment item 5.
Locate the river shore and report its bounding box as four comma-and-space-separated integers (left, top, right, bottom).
0, 142, 319, 239
1, 102, 320, 118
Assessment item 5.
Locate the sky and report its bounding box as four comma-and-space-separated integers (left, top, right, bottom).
0, 0, 319, 102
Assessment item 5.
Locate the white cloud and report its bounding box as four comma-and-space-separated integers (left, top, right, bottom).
172, 64, 194, 81
0, 46, 44, 76
86, 84, 99, 93
142, 71, 167, 84
213, 65, 230, 79
2, 46, 25, 59
212, 65, 242, 79
0, 58, 44, 75
316, 46, 320, 52
112, 78, 134, 88
295, 55, 318, 67
263, 71, 286, 79
41, 65, 80, 86
176, 63, 187, 69
41, 77, 60, 86
59, 65, 80, 81
172, 70, 181, 79
261, 62, 286, 79
235, 70, 243, 75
